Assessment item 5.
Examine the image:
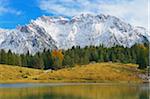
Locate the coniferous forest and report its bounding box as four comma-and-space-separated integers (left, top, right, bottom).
0, 44, 148, 70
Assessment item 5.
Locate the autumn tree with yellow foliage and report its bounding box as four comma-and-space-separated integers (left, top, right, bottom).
52, 50, 64, 69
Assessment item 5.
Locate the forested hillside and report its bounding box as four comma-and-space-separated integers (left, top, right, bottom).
0, 44, 148, 70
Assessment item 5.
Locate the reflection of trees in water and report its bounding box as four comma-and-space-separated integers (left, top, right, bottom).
0, 84, 149, 99
139, 86, 150, 99
139, 91, 149, 99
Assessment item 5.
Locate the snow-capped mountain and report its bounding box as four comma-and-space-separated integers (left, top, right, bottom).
0, 13, 149, 54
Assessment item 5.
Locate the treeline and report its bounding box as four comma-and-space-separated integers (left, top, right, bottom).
0, 44, 148, 70
0, 49, 66, 70
63, 44, 148, 69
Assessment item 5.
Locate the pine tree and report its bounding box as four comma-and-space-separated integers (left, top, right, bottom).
137, 45, 148, 69
21, 54, 27, 67
32, 53, 44, 69
0, 50, 7, 64
7, 50, 15, 65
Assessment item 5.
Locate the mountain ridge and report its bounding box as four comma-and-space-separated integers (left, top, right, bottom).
0, 13, 149, 54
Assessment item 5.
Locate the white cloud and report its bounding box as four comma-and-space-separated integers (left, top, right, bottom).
100, 0, 149, 29
0, 0, 21, 16
39, 0, 149, 29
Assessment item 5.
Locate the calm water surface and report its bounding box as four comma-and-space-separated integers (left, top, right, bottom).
0, 83, 149, 99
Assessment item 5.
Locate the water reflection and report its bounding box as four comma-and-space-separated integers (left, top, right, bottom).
0, 83, 149, 99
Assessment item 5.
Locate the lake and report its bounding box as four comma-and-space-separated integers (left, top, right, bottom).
0, 83, 149, 99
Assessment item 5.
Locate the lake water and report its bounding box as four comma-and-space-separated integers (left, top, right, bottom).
0, 83, 149, 99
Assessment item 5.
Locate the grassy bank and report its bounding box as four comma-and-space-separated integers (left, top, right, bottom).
0, 63, 143, 83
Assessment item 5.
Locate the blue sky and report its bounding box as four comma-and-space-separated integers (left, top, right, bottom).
0, 0, 149, 29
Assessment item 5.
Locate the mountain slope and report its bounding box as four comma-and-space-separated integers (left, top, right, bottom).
0, 26, 57, 54
0, 14, 149, 54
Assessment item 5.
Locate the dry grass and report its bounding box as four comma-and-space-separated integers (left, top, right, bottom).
0, 63, 142, 83
0, 64, 43, 81
38, 63, 141, 83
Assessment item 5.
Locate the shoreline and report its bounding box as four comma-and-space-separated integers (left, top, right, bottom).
0, 79, 143, 84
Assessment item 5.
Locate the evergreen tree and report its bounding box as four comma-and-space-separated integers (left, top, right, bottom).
137, 45, 148, 69
32, 53, 44, 69
0, 49, 7, 64
21, 54, 27, 67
